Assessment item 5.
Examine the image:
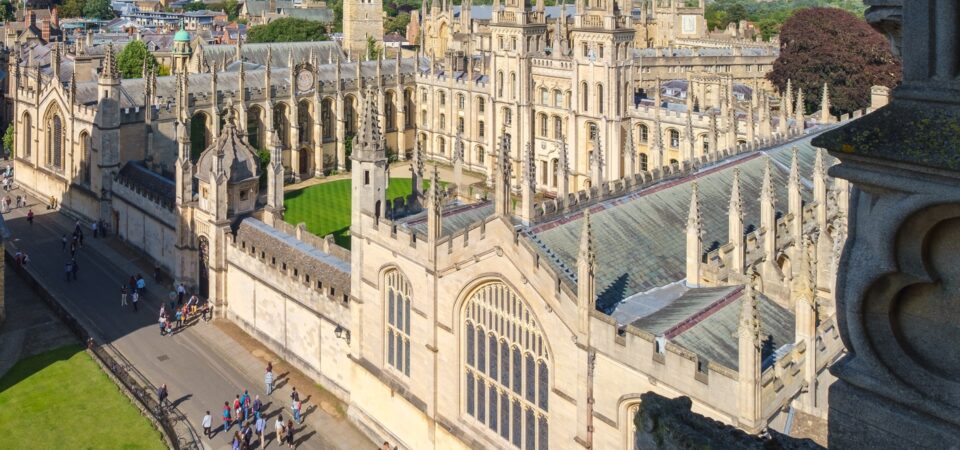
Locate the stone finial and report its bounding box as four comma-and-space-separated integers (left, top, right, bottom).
761, 158, 775, 204
577, 208, 597, 330
820, 83, 832, 123
729, 168, 743, 213
739, 283, 761, 341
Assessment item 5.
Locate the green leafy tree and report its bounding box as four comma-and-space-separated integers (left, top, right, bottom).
116, 41, 160, 79
384, 12, 410, 35
59, 0, 85, 17
83, 0, 115, 19
0, 0, 15, 22
246, 18, 329, 43
366, 35, 381, 59
2, 124, 14, 157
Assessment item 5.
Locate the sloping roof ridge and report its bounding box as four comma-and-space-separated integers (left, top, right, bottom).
663, 285, 743, 339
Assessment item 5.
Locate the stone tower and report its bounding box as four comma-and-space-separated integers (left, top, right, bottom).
343, 0, 384, 55
350, 88, 388, 226
94, 43, 121, 223
172, 21, 192, 74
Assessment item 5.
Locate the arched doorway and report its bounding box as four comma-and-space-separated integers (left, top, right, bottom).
299, 146, 311, 177
198, 236, 210, 299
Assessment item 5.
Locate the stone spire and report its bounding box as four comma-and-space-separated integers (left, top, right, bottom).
794, 88, 805, 134
354, 88, 384, 159
175, 117, 192, 205
708, 111, 718, 156
746, 100, 756, 143
813, 148, 827, 230
590, 134, 604, 186
426, 165, 443, 242
410, 138, 425, 211
784, 79, 794, 117
558, 138, 570, 199
520, 143, 535, 225
494, 128, 512, 217
792, 235, 818, 409
51, 42, 61, 81
350, 88, 388, 224
737, 283, 762, 432
778, 94, 789, 136
819, 83, 832, 124
101, 43, 119, 82
760, 158, 778, 280
728, 168, 744, 275
624, 126, 636, 178
650, 117, 664, 170
577, 209, 596, 334
266, 131, 285, 224
759, 90, 772, 139
788, 146, 803, 240
685, 182, 703, 288
684, 108, 695, 162
653, 77, 662, 115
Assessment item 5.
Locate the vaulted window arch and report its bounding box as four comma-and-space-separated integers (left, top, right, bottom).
385, 269, 412, 377
21, 112, 32, 158
464, 282, 549, 450
79, 131, 91, 185
45, 109, 64, 170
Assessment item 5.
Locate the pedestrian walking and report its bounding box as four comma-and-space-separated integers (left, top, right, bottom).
286, 419, 295, 448
154, 264, 162, 283
91, 220, 98, 238
64, 261, 72, 282
71, 258, 79, 280
252, 395, 262, 420
77, 228, 84, 247
234, 395, 242, 422
159, 307, 167, 336
69, 240, 77, 258
265, 368, 274, 396
156, 384, 168, 415
202, 411, 212, 439
223, 401, 233, 433
121, 285, 128, 306
137, 274, 146, 294
61, 234, 67, 252
15, 194, 22, 208
290, 387, 299, 404
132, 290, 139, 312
241, 390, 251, 421
242, 422, 253, 448
255, 415, 266, 449
26, 208, 33, 225
177, 283, 186, 305
292, 399, 302, 424
232, 431, 242, 450
274, 415, 284, 446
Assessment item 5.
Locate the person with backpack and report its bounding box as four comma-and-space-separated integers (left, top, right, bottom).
223, 401, 233, 433
241, 390, 251, 422
252, 395, 262, 420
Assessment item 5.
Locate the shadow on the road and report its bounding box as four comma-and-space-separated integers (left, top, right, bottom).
274, 378, 289, 391
302, 405, 317, 421
170, 394, 192, 409
275, 371, 289, 382
295, 429, 316, 447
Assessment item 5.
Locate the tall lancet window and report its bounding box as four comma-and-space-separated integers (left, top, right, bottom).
464, 282, 549, 449
385, 269, 412, 377
47, 113, 64, 170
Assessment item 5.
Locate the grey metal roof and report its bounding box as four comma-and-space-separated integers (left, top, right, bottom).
525, 133, 834, 311
115, 160, 175, 205
403, 201, 494, 236
670, 290, 795, 371
451, 5, 572, 20
201, 41, 344, 68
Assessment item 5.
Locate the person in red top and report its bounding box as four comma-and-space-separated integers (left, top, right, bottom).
26, 209, 34, 225
222, 401, 232, 433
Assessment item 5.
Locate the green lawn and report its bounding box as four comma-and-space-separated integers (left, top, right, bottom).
0, 345, 166, 450
285, 178, 422, 248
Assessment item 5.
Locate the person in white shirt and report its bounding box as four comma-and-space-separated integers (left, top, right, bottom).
201, 411, 212, 439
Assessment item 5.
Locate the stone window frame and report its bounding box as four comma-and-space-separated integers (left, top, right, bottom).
463, 281, 549, 450
384, 269, 412, 377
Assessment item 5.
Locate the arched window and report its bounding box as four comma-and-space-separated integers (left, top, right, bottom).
510, 72, 517, 100
438, 137, 446, 156
581, 82, 589, 111
298, 101, 312, 145
457, 93, 465, 110
554, 89, 563, 107
22, 113, 32, 158
553, 116, 563, 140
478, 97, 486, 113
464, 282, 549, 449
47, 113, 63, 170
638, 124, 649, 143
440, 114, 446, 131
248, 106, 264, 148
669, 129, 680, 148
639, 153, 648, 172
551, 159, 558, 187
539, 88, 548, 105
588, 122, 599, 141
344, 96, 357, 134
385, 92, 396, 131
539, 114, 548, 137
385, 270, 412, 377
670, 158, 679, 169
504, 108, 513, 126
274, 103, 291, 147
497, 71, 504, 97
439, 91, 446, 106
458, 117, 465, 134
597, 84, 604, 114
80, 132, 91, 185
479, 121, 486, 138
476, 146, 485, 164
404, 89, 416, 128
322, 99, 334, 139
701, 135, 709, 153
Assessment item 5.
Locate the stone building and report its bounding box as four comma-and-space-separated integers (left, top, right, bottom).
6, 0, 867, 447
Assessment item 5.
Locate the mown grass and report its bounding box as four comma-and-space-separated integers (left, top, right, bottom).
284, 178, 423, 248
0, 345, 166, 450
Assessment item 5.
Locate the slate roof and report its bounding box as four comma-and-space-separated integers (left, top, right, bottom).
451, 5, 572, 20
403, 201, 494, 236
669, 290, 795, 371
525, 132, 834, 312
195, 118, 260, 184
115, 160, 176, 205
629, 285, 739, 335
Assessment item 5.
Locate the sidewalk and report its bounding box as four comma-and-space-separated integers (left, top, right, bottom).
2, 192, 373, 450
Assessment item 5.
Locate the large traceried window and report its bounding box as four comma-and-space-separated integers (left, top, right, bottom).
47, 113, 64, 170
464, 282, 549, 450
385, 270, 412, 377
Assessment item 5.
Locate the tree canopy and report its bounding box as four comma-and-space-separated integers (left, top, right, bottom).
83, 0, 116, 20
246, 18, 329, 43
116, 41, 161, 79
768, 7, 900, 115
705, 0, 864, 40
0, 0, 15, 22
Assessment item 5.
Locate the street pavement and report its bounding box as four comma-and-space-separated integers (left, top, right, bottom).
2, 193, 374, 450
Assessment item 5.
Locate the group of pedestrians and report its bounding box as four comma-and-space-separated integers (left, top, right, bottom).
200, 363, 301, 449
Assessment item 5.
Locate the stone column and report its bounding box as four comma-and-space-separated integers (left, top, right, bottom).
813, 2, 960, 447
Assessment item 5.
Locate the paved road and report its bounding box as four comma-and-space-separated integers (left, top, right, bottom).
3, 195, 373, 450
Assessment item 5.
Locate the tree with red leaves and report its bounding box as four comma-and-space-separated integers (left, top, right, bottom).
768, 7, 900, 116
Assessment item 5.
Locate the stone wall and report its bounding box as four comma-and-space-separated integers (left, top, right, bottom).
111, 183, 177, 274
